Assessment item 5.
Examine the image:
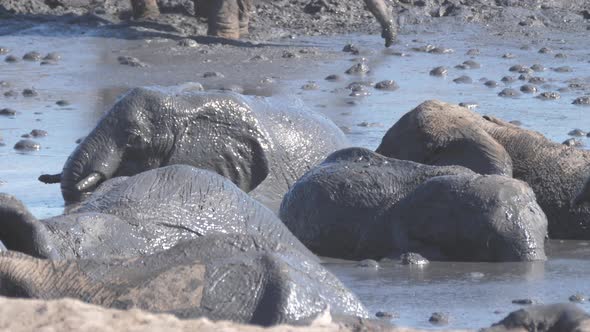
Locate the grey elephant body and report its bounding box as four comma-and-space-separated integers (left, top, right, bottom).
376, 100, 590, 239
3, 165, 313, 260
0, 233, 368, 325
279, 147, 547, 262
54, 87, 347, 212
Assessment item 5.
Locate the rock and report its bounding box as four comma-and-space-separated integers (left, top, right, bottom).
281, 51, 299, 59
0, 80, 9, 88
462, 60, 480, 69
178, 39, 198, 47
554, 66, 573, 73
22, 88, 38, 97
13, 139, 40, 151
498, 88, 520, 97
518, 74, 531, 81
0, 108, 16, 116
342, 43, 360, 54
30, 129, 47, 137
563, 138, 583, 147
530, 64, 546, 72
56, 100, 70, 106
573, 96, 590, 105
349, 88, 370, 97
203, 72, 224, 78
429, 47, 454, 54
538, 47, 553, 54
502, 53, 516, 59
375, 311, 398, 319
520, 84, 538, 93
529, 77, 547, 85
400, 253, 429, 265
325, 74, 342, 82
345, 63, 369, 75
555, 53, 568, 58
569, 294, 586, 303
301, 82, 319, 90
249, 55, 269, 62
568, 129, 586, 137
22, 51, 41, 61
428, 312, 449, 325
466, 48, 480, 56
5, 55, 18, 63
357, 259, 380, 269
459, 102, 479, 109
374, 80, 399, 91
501, 76, 516, 84
429, 66, 448, 77
43, 52, 61, 61
484, 80, 499, 88
509, 64, 527, 72
537, 92, 560, 100
453, 75, 472, 84
4, 90, 17, 97
509, 120, 522, 126
487, 303, 590, 332
0, 47, 9, 54
512, 299, 535, 305
356, 121, 380, 127
117, 56, 148, 67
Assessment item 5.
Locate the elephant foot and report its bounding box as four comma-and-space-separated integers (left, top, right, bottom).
130, 0, 160, 20
381, 21, 397, 48
207, 0, 251, 40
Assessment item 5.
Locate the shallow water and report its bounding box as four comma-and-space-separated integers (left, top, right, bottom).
1, 20, 590, 329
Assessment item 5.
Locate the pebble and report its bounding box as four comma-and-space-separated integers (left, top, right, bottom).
501, 76, 517, 84
357, 121, 380, 127
498, 88, 520, 97
178, 39, 198, 47
203, 72, 224, 78
400, 252, 429, 265
455, 64, 469, 70
537, 91, 560, 100
563, 138, 583, 147
555, 53, 567, 58
502, 53, 516, 59
342, 43, 360, 54
530, 64, 546, 72
117, 56, 148, 67
4, 90, 17, 97
554, 66, 573, 73
43, 52, 61, 61
568, 129, 586, 137
462, 60, 480, 69
349, 88, 370, 97
573, 96, 590, 105
529, 77, 547, 85
512, 299, 534, 305
14, 139, 40, 151
22, 88, 38, 97
5, 55, 18, 63
569, 294, 586, 303
281, 51, 298, 58
357, 259, 380, 269
56, 100, 70, 106
429, 312, 449, 325
0, 108, 16, 116
429, 66, 448, 77
484, 80, 499, 88
0, 81, 9, 88
430, 47, 454, 54
538, 47, 553, 54
249, 55, 269, 61
459, 102, 479, 109
375, 311, 398, 319
30, 129, 48, 137
509, 64, 527, 72
301, 82, 319, 90
22, 51, 41, 61
374, 80, 399, 91
345, 63, 370, 75
325, 74, 342, 82
466, 48, 480, 56
0, 46, 9, 54
509, 120, 522, 126
518, 74, 531, 81
520, 84, 538, 93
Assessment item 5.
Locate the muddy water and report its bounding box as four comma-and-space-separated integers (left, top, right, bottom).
1, 20, 590, 329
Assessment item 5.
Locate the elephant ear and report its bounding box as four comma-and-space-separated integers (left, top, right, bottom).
0, 194, 57, 259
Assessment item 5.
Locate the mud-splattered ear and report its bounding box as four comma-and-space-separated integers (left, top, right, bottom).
573, 177, 590, 206
0, 194, 57, 259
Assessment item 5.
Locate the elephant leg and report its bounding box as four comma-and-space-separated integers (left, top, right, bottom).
130, 0, 160, 19
363, 0, 397, 47
238, 0, 252, 38
207, 0, 240, 39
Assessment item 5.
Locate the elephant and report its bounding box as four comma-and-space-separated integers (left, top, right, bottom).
0, 233, 369, 325
376, 100, 590, 239
39, 86, 348, 212
129, 0, 397, 47
484, 303, 590, 332
3, 165, 313, 260
279, 147, 548, 262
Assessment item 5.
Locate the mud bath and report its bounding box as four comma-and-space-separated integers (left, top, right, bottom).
2, 16, 590, 330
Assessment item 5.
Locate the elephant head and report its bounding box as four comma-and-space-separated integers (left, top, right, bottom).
58, 87, 270, 204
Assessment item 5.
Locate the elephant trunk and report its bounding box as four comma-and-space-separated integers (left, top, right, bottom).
61, 127, 123, 204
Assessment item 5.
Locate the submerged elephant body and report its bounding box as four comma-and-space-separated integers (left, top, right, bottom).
3, 165, 312, 260
51, 87, 347, 211
0, 233, 368, 325
280, 147, 547, 262
377, 100, 590, 239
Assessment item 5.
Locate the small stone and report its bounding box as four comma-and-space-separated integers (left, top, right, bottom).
0, 47, 9, 54
554, 66, 573, 73
22, 51, 41, 61
518, 74, 531, 81
568, 129, 586, 136
519, 67, 534, 74
117, 56, 148, 67
282, 51, 299, 58
30, 129, 47, 137
463, 60, 480, 69
520, 84, 538, 93
259, 77, 274, 84
501, 76, 517, 84
347, 81, 373, 90
0, 81, 9, 88
509, 64, 527, 72
530, 64, 546, 72
22, 88, 38, 97
538, 47, 553, 54
14, 139, 40, 151
375, 311, 397, 319
342, 43, 360, 54
249, 54, 269, 61
40, 60, 57, 65
357, 121, 380, 127
555, 53, 567, 58
466, 48, 480, 56
573, 96, 590, 105
459, 102, 479, 109
178, 39, 198, 47
43, 52, 61, 61
537, 91, 560, 100
429, 312, 449, 325
563, 138, 583, 147
569, 294, 586, 303
219, 85, 243, 93
0, 108, 16, 116
502, 53, 516, 59
349, 88, 370, 97
512, 299, 534, 305
529, 77, 547, 85
4, 90, 17, 97
484, 80, 499, 88
374, 80, 399, 91
345, 63, 370, 75
455, 64, 469, 70
429, 47, 454, 54
357, 259, 380, 269
325, 74, 341, 82
429, 66, 448, 77
499, 88, 520, 97
509, 120, 522, 126
5, 55, 18, 63
400, 252, 429, 265
301, 82, 319, 90
412, 44, 436, 52
203, 72, 224, 78
56, 100, 70, 106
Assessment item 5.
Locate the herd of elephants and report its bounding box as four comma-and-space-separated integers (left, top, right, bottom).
0, 1, 590, 330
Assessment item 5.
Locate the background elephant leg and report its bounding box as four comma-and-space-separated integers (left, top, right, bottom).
130, 0, 160, 19
238, 0, 252, 38
207, 0, 240, 39
363, 0, 397, 47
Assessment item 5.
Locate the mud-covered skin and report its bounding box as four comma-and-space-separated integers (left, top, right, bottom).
376, 100, 590, 239
49, 87, 347, 211
279, 147, 547, 262
0, 234, 368, 325
3, 165, 313, 260
484, 303, 590, 332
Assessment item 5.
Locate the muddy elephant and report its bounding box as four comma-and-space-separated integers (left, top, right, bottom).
279, 147, 548, 262
376, 100, 590, 239
4, 165, 313, 260
484, 303, 590, 332
129, 0, 397, 46
39, 87, 347, 211
0, 233, 368, 325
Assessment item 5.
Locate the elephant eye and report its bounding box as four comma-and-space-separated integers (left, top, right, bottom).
126, 132, 149, 150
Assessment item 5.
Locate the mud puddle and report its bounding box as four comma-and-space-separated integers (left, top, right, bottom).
1, 19, 590, 330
